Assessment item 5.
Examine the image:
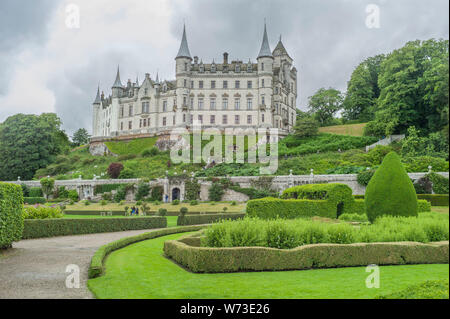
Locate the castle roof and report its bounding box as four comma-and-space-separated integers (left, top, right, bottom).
93, 85, 101, 104
273, 37, 291, 59
112, 66, 123, 88
176, 24, 192, 60
257, 22, 273, 59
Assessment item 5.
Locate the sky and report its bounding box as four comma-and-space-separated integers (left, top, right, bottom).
0, 0, 448, 136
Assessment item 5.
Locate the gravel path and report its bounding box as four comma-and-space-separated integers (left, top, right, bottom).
0, 229, 159, 299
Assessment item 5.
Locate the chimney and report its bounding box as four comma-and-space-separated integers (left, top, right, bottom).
223, 52, 229, 65
194, 56, 199, 65
145, 73, 150, 80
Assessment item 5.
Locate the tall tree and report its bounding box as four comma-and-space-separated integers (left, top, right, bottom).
307, 88, 343, 126
372, 39, 449, 136
343, 54, 385, 121
72, 128, 90, 146
0, 113, 70, 181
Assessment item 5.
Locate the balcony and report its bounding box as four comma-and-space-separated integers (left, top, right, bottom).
259, 104, 267, 111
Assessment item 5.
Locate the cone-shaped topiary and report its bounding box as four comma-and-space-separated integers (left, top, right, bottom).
365, 152, 418, 223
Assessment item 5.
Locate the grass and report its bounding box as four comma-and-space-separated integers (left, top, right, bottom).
377, 279, 449, 299
319, 123, 367, 136
87, 231, 449, 299
64, 201, 246, 213
432, 206, 449, 214
104, 137, 158, 155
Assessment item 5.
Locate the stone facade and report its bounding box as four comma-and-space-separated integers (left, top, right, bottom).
91, 23, 297, 140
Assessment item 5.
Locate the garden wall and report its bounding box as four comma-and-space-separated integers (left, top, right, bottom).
164, 239, 449, 273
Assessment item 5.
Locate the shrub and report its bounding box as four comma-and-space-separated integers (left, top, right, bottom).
418, 200, 432, 212
377, 280, 449, 299
135, 182, 150, 201
68, 189, 79, 202
141, 146, 160, 157
136, 200, 142, 206
357, 170, 375, 186
29, 187, 43, 198
23, 206, 63, 219
40, 177, 55, 199
114, 185, 128, 203
23, 197, 46, 205
101, 192, 112, 201
20, 183, 30, 197
94, 184, 122, 195
172, 199, 180, 205
231, 201, 237, 206
154, 200, 161, 206
84, 200, 90, 206
414, 176, 433, 194
417, 194, 449, 206
208, 182, 224, 201
56, 186, 69, 199
185, 179, 200, 200
0, 182, 24, 249
223, 207, 228, 212
118, 154, 137, 161
365, 152, 418, 223
428, 173, 449, 194
22, 217, 167, 239
118, 168, 135, 179
150, 186, 163, 201
158, 208, 167, 216
100, 200, 107, 206
107, 163, 124, 179
190, 200, 199, 206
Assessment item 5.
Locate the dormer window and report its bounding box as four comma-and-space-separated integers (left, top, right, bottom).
235, 64, 241, 73
211, 64, 216, 73
247, 63, 252, 72
144, 88, 148, 95
199, 63, 204, 73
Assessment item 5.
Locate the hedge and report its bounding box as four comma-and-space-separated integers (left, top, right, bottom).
23, 197, 46, 205
64, 210, 126, 216
0, 182, 24, 249
164, 239, 449, 273
94, 184, 124, 195
417, 194, 449, 207
22, 216, 167, 239
177, 213, 246, 226
88, 225, 204, 278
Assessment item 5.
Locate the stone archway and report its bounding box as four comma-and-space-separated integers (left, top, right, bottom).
172, 187, 181, 201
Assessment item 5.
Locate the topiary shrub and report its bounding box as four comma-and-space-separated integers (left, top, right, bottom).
365, 152, 418, 223
208, 182, 224, 201
107, 163, 124, 179
68, 189, 79, 202
158, 208, 167, 216
0, 182, 24, 249
172, 199, 180, 205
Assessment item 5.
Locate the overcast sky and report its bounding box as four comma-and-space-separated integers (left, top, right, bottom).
0, 0, 448, 136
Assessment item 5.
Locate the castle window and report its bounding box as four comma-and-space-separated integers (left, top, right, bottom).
210, 98, 216, 110
222, 115, 228, 124
143, 119, 147, 127
190, 98, 194, 109
142, 102, 149, 113
247, 98, 252, 110
173, 116, 176, 125
184, 63, 188, 71
199, 64, 204, 73
198, 98, 204, 110
198, 115, 203, 124
128, 121, 132, 130
120, 122, 123, 130
140, 119, 142, 128
163, 117, 166, 126
211, 64, 216, 73
211, 80, 216, 89
235, 64, 240, 73
235, 81, 240, 89
163, 101, 167, 112
222, 98, 228, 110
247, 63, 252, 72
223, 81, 228, 89
190, 115, 193, 124
275, 87, 278, 94
144, 88, 148, 95
183, 96, 187, 106
199, 81, 204, 89
247, 81, 252, 89
262, 114, 265, 123
247, 115, 252, 124
184, 79, 187, 88
183, 114, 186, 123
129, 105, 133, 116
234, 98, 240, 110
234, 115, 240, 125
120, 106, 124, 118
261, 63, 264, 71
191, 81, 194, 88
261, 96, 266, 105
210, 115, 215, 124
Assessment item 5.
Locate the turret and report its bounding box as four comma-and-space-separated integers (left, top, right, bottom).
257, 22, 274, 128
175, 24, 192, 76
112, 66, 124, 98
92, 85, 101, 136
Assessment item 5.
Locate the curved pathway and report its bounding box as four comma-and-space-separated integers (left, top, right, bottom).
0, 229, 158, 299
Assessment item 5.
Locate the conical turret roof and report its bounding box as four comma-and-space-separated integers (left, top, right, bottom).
273, 36, 291, 58
112, 66, 123, 88
257, 22, 273, 59
176, 24, 192, 59
93, 85, 101, 104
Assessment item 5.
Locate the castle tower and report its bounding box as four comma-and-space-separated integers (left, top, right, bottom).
175, 24, 192, 127
92, 85, 101, 136
257, 22, 274, 128
112, 66, 124, 98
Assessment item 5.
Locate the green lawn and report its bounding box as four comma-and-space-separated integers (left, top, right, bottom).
319, 123, 367, 136
88, 232, 449, 299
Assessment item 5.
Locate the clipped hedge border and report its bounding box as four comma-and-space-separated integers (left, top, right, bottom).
64, 210, 126, 216
417, 194, 449, 207
88, 225, 204, 278
164, 239, 449, 273
0, 182, 24, 249
22, 217, 167, 239
23, 197, 46, 205
177, 213, 246, 226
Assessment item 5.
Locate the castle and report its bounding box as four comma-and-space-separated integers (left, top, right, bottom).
91, 23, 298, 139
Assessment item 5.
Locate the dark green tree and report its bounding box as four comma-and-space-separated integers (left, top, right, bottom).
293, 113, 319, 138
307, 88, 343, 126
72, 128, 90, 146
0, 113, 70, 181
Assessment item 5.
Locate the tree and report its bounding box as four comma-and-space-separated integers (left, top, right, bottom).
0, 113, 70, 181
293, 114, 319, 138
343, 55, 385, 121
72, 128, 90, 146
307, 88, 343, 126
365, 152, 418, 223
373, 39, 449, 136
40, 177, 55, 200
107, 163, 124, 179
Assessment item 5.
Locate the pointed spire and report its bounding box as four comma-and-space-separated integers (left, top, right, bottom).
273, 35, 291, 58
176, 24, 192, 60
112, 66, 123, 88
135, 75, 139, 87
93, 85, 101, 104
257, 21, 273, 59
155, 70, 159, 83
